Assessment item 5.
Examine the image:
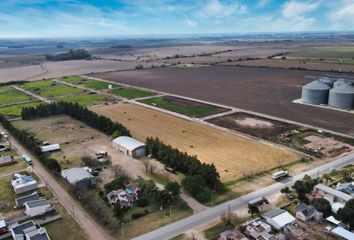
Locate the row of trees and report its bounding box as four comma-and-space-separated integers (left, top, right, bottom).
21, 102, 131, 137
145, 137, 220, 189
45, 49, 91, 61
0, 115, 61, 174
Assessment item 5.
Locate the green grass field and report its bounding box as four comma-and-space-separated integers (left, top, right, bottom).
0, 86, 32, 105
54, 93, 106, 106
0, 177, 16, 212
0, 102, 43, 117
140, 96, 227, 117
111, 87, 155, 99
62, 76, 118, 90
290, 46, 354, 59
19, 80, 82, 97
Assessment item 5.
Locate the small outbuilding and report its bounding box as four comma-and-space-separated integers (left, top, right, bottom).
61, 167, 94, 188
262, 208, 296, 230
112, 136, 146, 158
0, 155, 13, 166
41, 144, 60, 153
11, 174, 38, 194
24, 199, 52, 217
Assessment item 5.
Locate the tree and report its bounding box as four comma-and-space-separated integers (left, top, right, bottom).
292, 176, 317, 202
336, 199, 354, 230
135, 179, 159, 199
248, 204, 260, 217
113, 203, 127, 222
312, 198, 331, 217
181, 175, 211, 203
104, 175, 128, 193
165, 181, 181, 197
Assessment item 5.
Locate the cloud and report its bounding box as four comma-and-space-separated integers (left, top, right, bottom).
185, 19, 198, 27
201, 0, 247, 18
329, 1, 354, 22
282, 1, 319, 18
257, 0, 271, 8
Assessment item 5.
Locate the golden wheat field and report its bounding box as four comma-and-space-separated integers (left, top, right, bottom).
91, 103, 299, 182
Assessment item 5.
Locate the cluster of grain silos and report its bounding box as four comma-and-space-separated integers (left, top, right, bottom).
301, 77, 354, 110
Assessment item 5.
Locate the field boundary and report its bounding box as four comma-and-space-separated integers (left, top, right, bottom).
293, 98, 354, 115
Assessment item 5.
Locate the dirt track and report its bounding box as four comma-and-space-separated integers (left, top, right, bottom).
90, 66, 354, 136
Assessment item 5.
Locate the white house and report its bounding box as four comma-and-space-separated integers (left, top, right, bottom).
112, 136, 145, 158
295, 203, 323, 222
262, 208, 296, 230
24, 200, 52, 217
11, 174, 38, 194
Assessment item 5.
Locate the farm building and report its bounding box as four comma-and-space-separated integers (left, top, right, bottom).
61, 167, 93, 187
0, 155, 13, 166
328, 84, 354, 109
24, 199, 52, 217
11, 174, 38, 194
41, 144, 60, 153
15, 192, 40, 207
301, 80, 330, 105
262, 208, 296, 230
112, 136, 146, 158
313, 184, 353, 204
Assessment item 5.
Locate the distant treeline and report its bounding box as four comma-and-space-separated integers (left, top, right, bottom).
45, 49, 91, 61
0, 80, 28, 87
110, 45, 132, 49
21, 102, 131, 137
145, 137, 221, 188
0, 115, 61, 174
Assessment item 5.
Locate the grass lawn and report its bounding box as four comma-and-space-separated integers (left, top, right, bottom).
0, 86, 32, 105
62, 76, 119, 90
111, 87, 155, 99
0, 102, 43, 117
0, 159, 27, 175
0, 177, 16, 212
19, 80, 82, 98
55, 93, 106, 106
140, 96, 226, 117
119, 200, 192, 240
290, 46, 354, 59
45, 203, 87, 240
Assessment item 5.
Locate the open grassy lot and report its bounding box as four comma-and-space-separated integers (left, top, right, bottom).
119, 200, 192, 240
62, 76, 118, 89
140, 95, 229, 117
0, 102, 42, 117
91, 103, 299, 181
0, 158, 28, 175
19, 80, 82, 98
54, 93, 107, 106
289, 46, 354, 59
110, 86, 155, 99
0, 86, 32, 105
0, 177, 16, 212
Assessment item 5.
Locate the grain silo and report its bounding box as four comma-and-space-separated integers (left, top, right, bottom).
333, 79, 353, 88
318, 77, 335, 87
301, 80, 330, 105
328, 84, 354, 109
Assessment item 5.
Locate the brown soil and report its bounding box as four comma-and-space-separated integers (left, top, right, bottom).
207, 112, 297, 139
90, 65, 354, 136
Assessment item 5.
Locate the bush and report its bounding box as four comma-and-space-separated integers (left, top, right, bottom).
132, 211, 147, 219
136, 198, 149, 207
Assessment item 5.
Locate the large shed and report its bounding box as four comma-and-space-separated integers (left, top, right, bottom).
61, 167, 93, 188
112, 136, 146, 158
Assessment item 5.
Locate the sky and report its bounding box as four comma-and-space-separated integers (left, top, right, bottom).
0, 0, 354, 38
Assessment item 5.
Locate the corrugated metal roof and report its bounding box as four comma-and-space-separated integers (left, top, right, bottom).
112, 136, 145, 151
331, 227, 354, 240
61, 167, 92, 184
41, 144, 60, 152
25, 199, 50, 208
303, 80, 331, 90
315, 184, 353, 202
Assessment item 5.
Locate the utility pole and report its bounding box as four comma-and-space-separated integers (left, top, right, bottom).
169, 205, 172, 219
211, 190, 215, 206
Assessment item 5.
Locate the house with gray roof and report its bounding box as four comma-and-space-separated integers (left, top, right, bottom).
15, 192, 40, 207
295, 203, 322, 222
10, 221, 50, 240
61, 167, 93, 188
314, 184, 353, 204
24, 200, 53, 217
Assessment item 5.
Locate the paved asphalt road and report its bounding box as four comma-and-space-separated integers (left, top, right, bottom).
134, 153, 354, 240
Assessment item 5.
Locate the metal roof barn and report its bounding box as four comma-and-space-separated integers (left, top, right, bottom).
328, 84, 354, 110
301, 80, 330, 105
112, 136, 146, 158
61, 167, 93, 187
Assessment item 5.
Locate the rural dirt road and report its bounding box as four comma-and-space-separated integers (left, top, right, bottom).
0, 125, 113, 240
